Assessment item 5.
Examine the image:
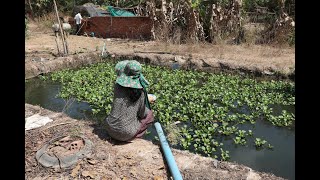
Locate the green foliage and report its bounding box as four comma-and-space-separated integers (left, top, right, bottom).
220, 148, 230, 161
191, 0, 201, 8
285, 0, 295, 17
38, 75, 48, 81
243, 0, 280, 14
288, 30, 295, 46
254, 138, 267, 148
25, 0, 148, 17
45, 61, 294, 161
243, 0, 256, 12
266, 110, 295, 127
26, 0, 88, 17
27, 0, 52, 17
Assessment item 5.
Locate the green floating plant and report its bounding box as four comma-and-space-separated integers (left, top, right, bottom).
255, 138, 267, 148
43, 61, 294, 161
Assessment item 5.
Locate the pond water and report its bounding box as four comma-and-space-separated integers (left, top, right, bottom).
25, 78, 295, 180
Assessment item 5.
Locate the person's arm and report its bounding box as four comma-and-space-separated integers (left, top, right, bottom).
148, 94, 156, 103
137, 91, 147, 119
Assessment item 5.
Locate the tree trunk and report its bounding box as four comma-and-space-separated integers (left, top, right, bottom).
185, 1, 196, 41
146, 0, 156, 40
186, 0, 204, 42
208, 4, 216, 43
161, 0, 168, 20
160, 0, 170, 41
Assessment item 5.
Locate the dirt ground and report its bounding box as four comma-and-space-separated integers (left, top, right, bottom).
25, 21, 292, 179
25, 104, 285, 180
25, 21, 295, 77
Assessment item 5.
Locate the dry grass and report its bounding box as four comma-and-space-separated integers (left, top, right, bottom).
146, 41, 293, 59
26, 20, 294, 74
140, 41, 294, 74
31, 13, 57, 33
242, 23, 266, 44
29, 12, 71, 33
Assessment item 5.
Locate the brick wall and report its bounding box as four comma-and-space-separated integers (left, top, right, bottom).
69, 16, 152, 40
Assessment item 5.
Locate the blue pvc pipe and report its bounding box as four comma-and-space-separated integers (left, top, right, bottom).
154, 122, 183, 180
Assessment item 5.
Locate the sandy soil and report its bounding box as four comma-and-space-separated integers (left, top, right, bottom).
25, 21, 295, 76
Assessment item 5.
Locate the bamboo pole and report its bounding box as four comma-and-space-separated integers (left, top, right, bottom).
65, 36, 69, 54
54, 33, 61, 55
53, 0, 67, 56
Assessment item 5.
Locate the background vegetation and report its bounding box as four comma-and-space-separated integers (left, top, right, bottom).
25, 0, 295, 45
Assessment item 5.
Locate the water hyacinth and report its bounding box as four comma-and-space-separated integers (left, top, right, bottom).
45, 61, 295, 160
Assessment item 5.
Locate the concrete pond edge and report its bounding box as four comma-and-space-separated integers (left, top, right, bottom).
25, 51, 295, 81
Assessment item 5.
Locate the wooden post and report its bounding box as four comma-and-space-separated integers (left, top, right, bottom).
53, 0, 68, 56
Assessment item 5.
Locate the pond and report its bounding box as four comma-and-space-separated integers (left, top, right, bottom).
25, 62, 295, 180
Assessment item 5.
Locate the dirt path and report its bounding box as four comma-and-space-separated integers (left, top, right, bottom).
25, 104, 284, 180
25, 21, 295, 78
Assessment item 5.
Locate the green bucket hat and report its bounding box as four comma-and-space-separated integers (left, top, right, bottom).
115, 60, 129, 76
116, 60, 149, 89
